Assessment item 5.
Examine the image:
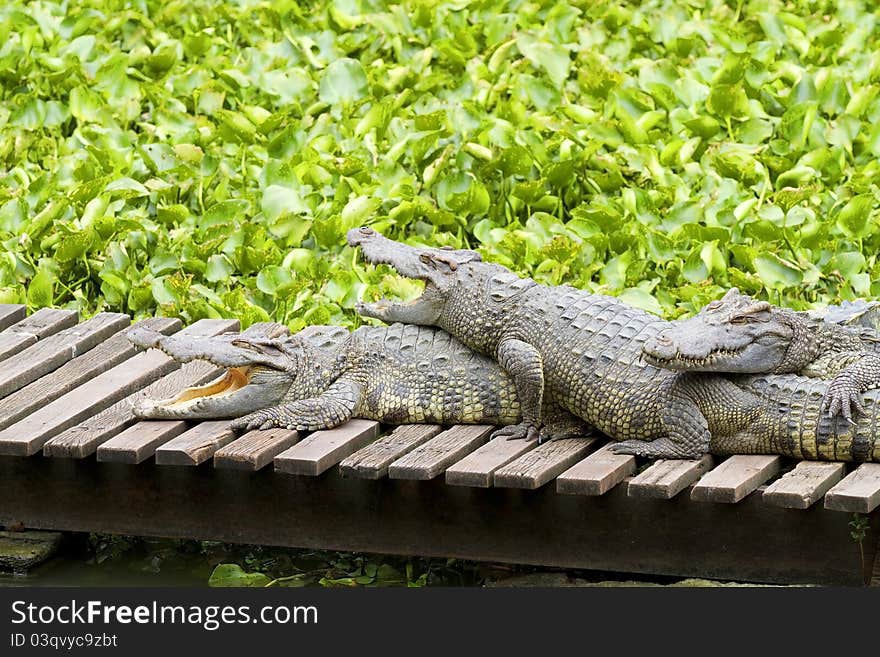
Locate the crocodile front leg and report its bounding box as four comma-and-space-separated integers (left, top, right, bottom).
819, 353, 880, 423
492, 337, 544, 442
230, 379, 363, 432
609, 393, 710, 459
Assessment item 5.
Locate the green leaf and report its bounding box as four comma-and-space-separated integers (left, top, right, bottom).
208, 564, 271, 588
836, 195, 874, 238
27, 268, 55, 308
319, 58, 368, 105
753, 253, 803, 289
516, 34, 571, 87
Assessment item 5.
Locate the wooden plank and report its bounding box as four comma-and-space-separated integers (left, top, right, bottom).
0, 312, 130, 399
0, 308, 79, 362
214, 428, 299, 471
627, 455, 714, 500
763, 462, 847, 510
339, 424, 441, 479
275, 419, 381, 476
0, 305, 25, 331
446, 436, 537, 488
0, 318, 179, 432
95, 421, 189, 464
42, 319, 239, 459
493, 438, 596, 490
387, 425, 493, 481
2, 318, 234, 458
690, 455, 781, 504
3, 455, 875, 587
155, 421, 235, 466
824, 464, 880, 513
556, 443, 637, 496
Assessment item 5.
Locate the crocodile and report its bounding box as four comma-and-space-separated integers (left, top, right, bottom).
642, 288, 880, 422
128, 303, 880, 462
127, 321, 587, 438
346, 227, 880, 460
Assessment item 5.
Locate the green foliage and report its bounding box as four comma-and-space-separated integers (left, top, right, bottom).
3, 0, 880, 326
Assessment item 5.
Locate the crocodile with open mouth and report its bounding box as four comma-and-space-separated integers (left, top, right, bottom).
346, 227, 880, 460
642, 288, 880, 422
128, 310, 880, 461
128, 321, 588, 437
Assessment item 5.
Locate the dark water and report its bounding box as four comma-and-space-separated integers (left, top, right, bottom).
0, 533, 491, 588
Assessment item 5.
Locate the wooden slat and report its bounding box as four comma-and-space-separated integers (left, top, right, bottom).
627, 455, 714, 500
0, 305, 25, 331
96, 421, 188, 464
824, 464, 880, 513
493, 438, 596, 490
0, 308, 78, 362
446, 436, 537, 488
0, 312, 130, 399
763, 462, 847, 510
0, 318, 178, 432
387, 425, 493, 481
154, 421, 235, 466
26, 319, 236, 458
275, 419, 380, 476
690, 455, 781, 504
556, 443, 637, 496
214, 428, 299, 471
339, 424, 441, 479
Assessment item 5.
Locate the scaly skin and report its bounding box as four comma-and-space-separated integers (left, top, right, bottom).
128, 314, 880, 461
346, 227, 880, 460
128, 321, 537, 433
642, 288, 880, 422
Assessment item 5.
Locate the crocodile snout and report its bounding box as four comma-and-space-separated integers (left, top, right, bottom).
347, 226, 376, 246
643, 334, 677, 361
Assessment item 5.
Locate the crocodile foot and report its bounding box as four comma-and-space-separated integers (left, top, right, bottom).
493, 422, 540, 442
230, 411, 278, 433
609, 437, 705, 459
821, 375, 864, 425
537, 420, 592, 444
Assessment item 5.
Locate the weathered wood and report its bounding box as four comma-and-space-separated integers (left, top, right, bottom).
690, 455, 781, 504
30, 319, 237, 458
493, 438, 596, 490
0, 308, 78, 362
0, 312, 130, 399
214, 428, 299, 471
0, 318, 179, 432
339, 424, 441, 479
275, 420, 381, 476
0, 305, 26, 331
627, 455, 714, 500
556, 443, 637, 496
824, 464, 880, 513
388, 425, 493, 481
445, 436, 536, 488
154, 421, 235, 466
95, 421, 189, 464
1, 455, 875, 586
762, 462, 847, 510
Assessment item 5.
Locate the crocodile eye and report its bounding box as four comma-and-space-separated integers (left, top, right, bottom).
729, 314, 754, 324
231, 340, 263, 352
706, 300, 723, 311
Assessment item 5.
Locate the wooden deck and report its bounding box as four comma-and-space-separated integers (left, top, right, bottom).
0, 306, 878, 585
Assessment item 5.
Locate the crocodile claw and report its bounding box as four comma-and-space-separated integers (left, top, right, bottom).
821, 376, 864, 425
230, 412, 276, 433
492, 422, 540, 442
